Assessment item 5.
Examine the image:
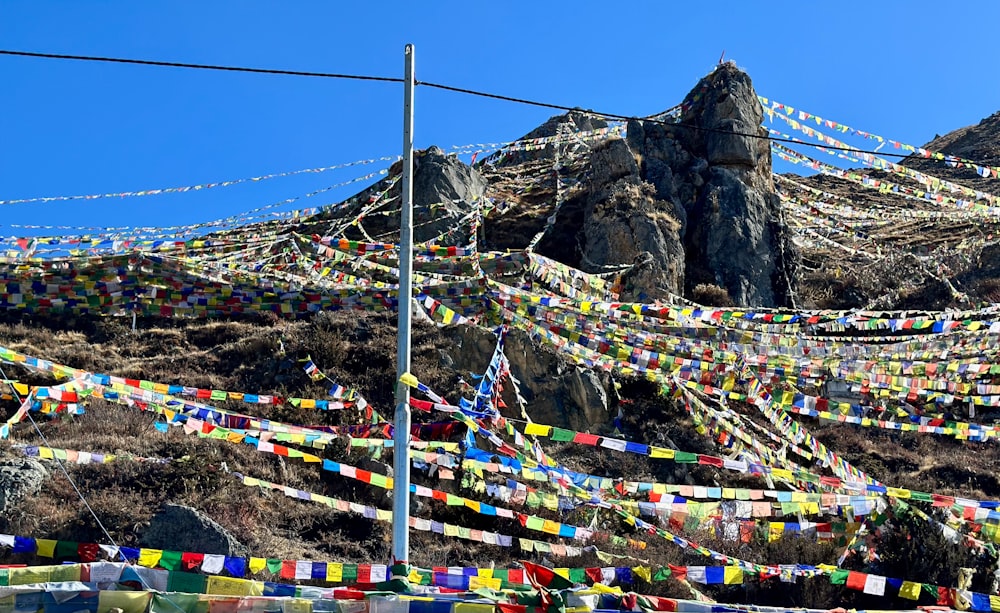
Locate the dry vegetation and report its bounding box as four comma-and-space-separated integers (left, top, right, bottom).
3, 310, 999, 606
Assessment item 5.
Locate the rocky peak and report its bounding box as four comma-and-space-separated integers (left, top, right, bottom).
324, 146, 487, 245
624, 63, 799, 307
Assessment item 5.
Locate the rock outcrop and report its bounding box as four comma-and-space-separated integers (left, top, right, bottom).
140, 503, 248, 557
0, 458, 47, 529
411, 146, 488, 242
327, 146, 487, 245
517, 63, 798, 307
448, 325, 615, 431
578, 139, 686, 302
625, 63, 798, 307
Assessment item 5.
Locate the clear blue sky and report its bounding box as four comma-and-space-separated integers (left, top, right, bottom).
2, 2, 998, 235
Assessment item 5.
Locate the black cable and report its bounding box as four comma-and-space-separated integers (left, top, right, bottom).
0, 49, 403, 83
415, 80, 590, 114
2, 48, 993, 167
417, 80, 976, 164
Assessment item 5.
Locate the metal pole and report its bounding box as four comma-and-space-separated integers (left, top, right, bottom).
391, 43, 415, 566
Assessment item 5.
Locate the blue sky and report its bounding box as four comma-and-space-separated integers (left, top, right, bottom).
2, 2, 998, 236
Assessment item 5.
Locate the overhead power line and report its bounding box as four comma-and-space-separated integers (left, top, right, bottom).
1, 48, 993, 167
0, 49, 404, 83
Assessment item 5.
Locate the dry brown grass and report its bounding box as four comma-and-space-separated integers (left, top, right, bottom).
3, 310, 1000, 609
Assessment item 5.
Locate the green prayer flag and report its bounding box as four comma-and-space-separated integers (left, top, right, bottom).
159, 549, 183, 571
675, 451, 698, 463
829, 569, 849, 585
54, 540, 79, 560
341, 564, 358, 582
152, 593, 201, 613
266, 559, 283, 574
551, 428, 575, 442
167, 571, 207, 594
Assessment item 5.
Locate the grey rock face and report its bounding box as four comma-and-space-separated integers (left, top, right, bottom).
333, 146, 487, 244
447, 326, 614, 431
140, 503, 248, 557
581, 178, 685, 302
520, 130, 687, 303
625, 63, 798, 307
529, 64, 796, 307
496, 111, 610, 166
0, 458, 48, 527
412, 146, 488, 242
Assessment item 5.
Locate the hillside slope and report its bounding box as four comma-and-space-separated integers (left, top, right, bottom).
3, 65, 1000, 611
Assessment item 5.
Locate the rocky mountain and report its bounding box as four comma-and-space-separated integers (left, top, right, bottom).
777, 109, 1000, 310
2, 62, 1000, 610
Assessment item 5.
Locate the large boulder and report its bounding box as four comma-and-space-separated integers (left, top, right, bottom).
0, 458, 48, 528
411, 146, 488, 241
140, 503, 248, 557
448, 326, 615, 431
322, 146, 487, 244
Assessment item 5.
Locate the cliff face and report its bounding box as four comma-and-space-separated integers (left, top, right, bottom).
624, 63, 799, 307
494, 63, 799, 307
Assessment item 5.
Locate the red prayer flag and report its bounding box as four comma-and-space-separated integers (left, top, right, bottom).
938, 587, 954, 606
698, 454, 724, 468
638, 596, 677, 612
585, 568, 603, 584
357, 564, 372, 583
846, 571, 867, 591
181, 552, 204, 571
521, 561, 573, 589
77, 543, 99, 562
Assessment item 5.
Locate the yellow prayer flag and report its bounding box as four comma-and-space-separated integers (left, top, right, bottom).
8, 566, 50, 586
98, 591, 151, 613
35, 539, 56, 558
524, 422, 551, 436
206, 576, 262, 596
650, 447, 675, 459
899, 581, 921, 600
632, 566, 651, 583
326, 563, 343, 583
468, 576, 501, 591
723, 567, 744, 585
138, 548, 163, 568
768, 523, 784, 542
771, 468, 793, 482
249, 557, 267, 574
454, 604, 494, 613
